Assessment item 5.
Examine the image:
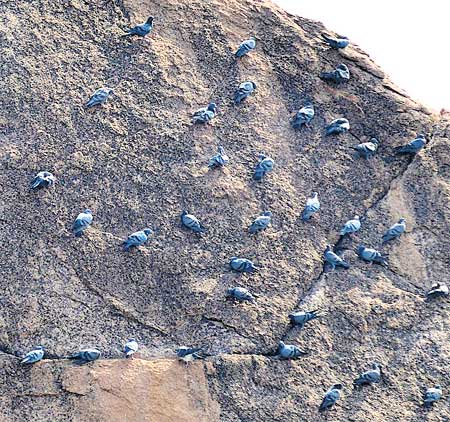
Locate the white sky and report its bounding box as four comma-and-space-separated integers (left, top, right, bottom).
274, 0, 450, 110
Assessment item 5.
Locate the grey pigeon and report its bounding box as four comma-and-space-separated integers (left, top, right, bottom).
226, 287, 256, 303
208, 146, 229, 169
253, 153, 274, 181
86, 87, 113, 108
292, 102, 315, 128
124, 339, 139, 358
340, 215, 361, 236
229, 257, 258, 273
301, 192, 320, 221
319, 384, 342, 412
320, 64, 350, 84
288, 309, 321, 327
70, 348, 101, 363
426, 283, 449, 299
193, 102, 217, 124
235, 36, 256, 58
324, 245, 350, 270
424, 385, 442, 408
72, 209, 93, 237
21, 346, 44, 364
322, 33, 349, 49
326, 118, 350, 135
181, 211, 206, 233
357, 245, 388, 266
351, 138, 380, 159
123, 228, 152, 251
248, 211, 272, 233
353, 363, 382, 386
122, 16, 154, 37
30, 171, 56, 190
176, 347, 207, 363
382, 218, 406, 244
394, 134, 426, 154
234, 81, 257, 104
278, 341, 308, 359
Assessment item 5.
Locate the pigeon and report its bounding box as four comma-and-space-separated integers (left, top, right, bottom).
229, 257, 258, 273
122, 16, 154, 37
21, 346, 45, 364
357, 245, 388, 266
193, 103, 217, 124
292, 102, 315, 128
319, 384, 343, 412
324, 245, 350, 270
351, 138, 380, 159
235, 36, 256, 58
234, 81, 257, 104
124, 339, 139, 358
72, 209, 93, 237
340, 215, 361, 236
382, 218, 406, 244
353, 363, 382, 386
176, 347, 207, 363
253, 153, 274, 181
394, 134, 426, 154
69, 348, 101, 363
86, 87, 113, 108
326, 118, 350, 135
321, 33, 349, 49
288, 309, 321, 327
226, 286, 257, 303
278, 341, 308, 359
301, 192, 320, 221
320, 64, 350, 84
426, 283, 449, 299
30, 171, 56, 190
248, 211, 272, 233
123, 228, 152, 251
423, 385, 442, 408
208, 145, 229, 168
181, 211, 206, 233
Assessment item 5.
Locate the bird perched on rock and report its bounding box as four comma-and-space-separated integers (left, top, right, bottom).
426, 283, 449, 299
394, 134, 426, 154
301, 192, 320, 221
288, 309, 322, 327
277, 341, 308, 359
320, 64, 350, 84
234, 81, 257, 104
181, 211, 206, 233
124, 339, 139, 358
229, 257, 258, 273
340, 215, 361, 236
72, 209, 93, 237
248, 211, 272, 233
357, 245, 388, 267
321, 33, 349, 49
21, 346, 44, 364
30, 171, 56, 190
176, 347, 207, 363
326, 118, 350, 135
319, 384, 342, 412
235, 36, 256, 58
382, 218, 406, 244
292, 102, 315, 128
226, 287, 257, 303
324, 245, 350, 270
123, 228, 152, 251
353, 363, 382, 386
423, 385, 442, 408
69, 348, 101, 363
122, 16, 154, 37
192, 103, 217, 124
86, 87, 113, 108
351, 138, 380, 159
208, 145, 229, 168
253, 153, 274, 181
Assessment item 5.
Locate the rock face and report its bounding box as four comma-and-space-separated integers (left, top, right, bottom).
0, 0, 448, 421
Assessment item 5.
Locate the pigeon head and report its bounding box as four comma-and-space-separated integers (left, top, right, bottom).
251, 81, 257, 89
325, 244, 332, 251
370, 137, 380, 144
278, 341, 285, 349
35, 345, 44, 350
181, 210, 188, 217
84, 209, 92, 214
337, 64, 348, 70
263, 211, 272, 217
435, 385, 442, 389
303, 100, 313, 107
128, 338, 136, 342
146, 16, 154, 24
312, 191, 318, 197
417, 133, 425, 139
250, 36, 256, 40
105, 87, 114, 95
399, 218, 406, 223
217, 145, 225, 153
354, 215, 360, 220
333, 384, 343, 390
258, 152, 267, 159
357, 245, 365, 254
207, 103, 217, 112
226, 287, 234, 296
143, 228, 152, 235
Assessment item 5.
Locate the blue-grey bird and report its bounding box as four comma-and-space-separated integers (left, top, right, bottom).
324, 245, 350, 270
320, 64, 350, 84
122, 16, 154, 37
301, 192, 320, 221
426, 283, 449, 299
340, 215, 361, 236
21, 346, 44, 364
353, 363, 382, 386
72, 209, 93, 237
253, 153, 274, 181
288, 309, 322, 327
226, 287, 256, 303
394, 134, 426, 154
326, 118, 350, 135
292, 102, 315, 128
351, 138, 380, 159
124, 339, 139, 358
321, 33, 349, 49
181, 211, 206, 233
229, 257, 258, 273
193, 102, 217, 124
382, 218, 406, 244
278, 341, 308, 359
30, 171, 56, 190
319, 384, 343, 412
208, 145, 229, 168
70, 348, 101, 362
123, 228, 152, 251
176, 347, 207, 363
86, 87, 113, 108
357, 245, 388, 266
424, 385, 442, 408
235, 36, 256, 58
234, 81, 257, 104
248, 211, 272, 233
